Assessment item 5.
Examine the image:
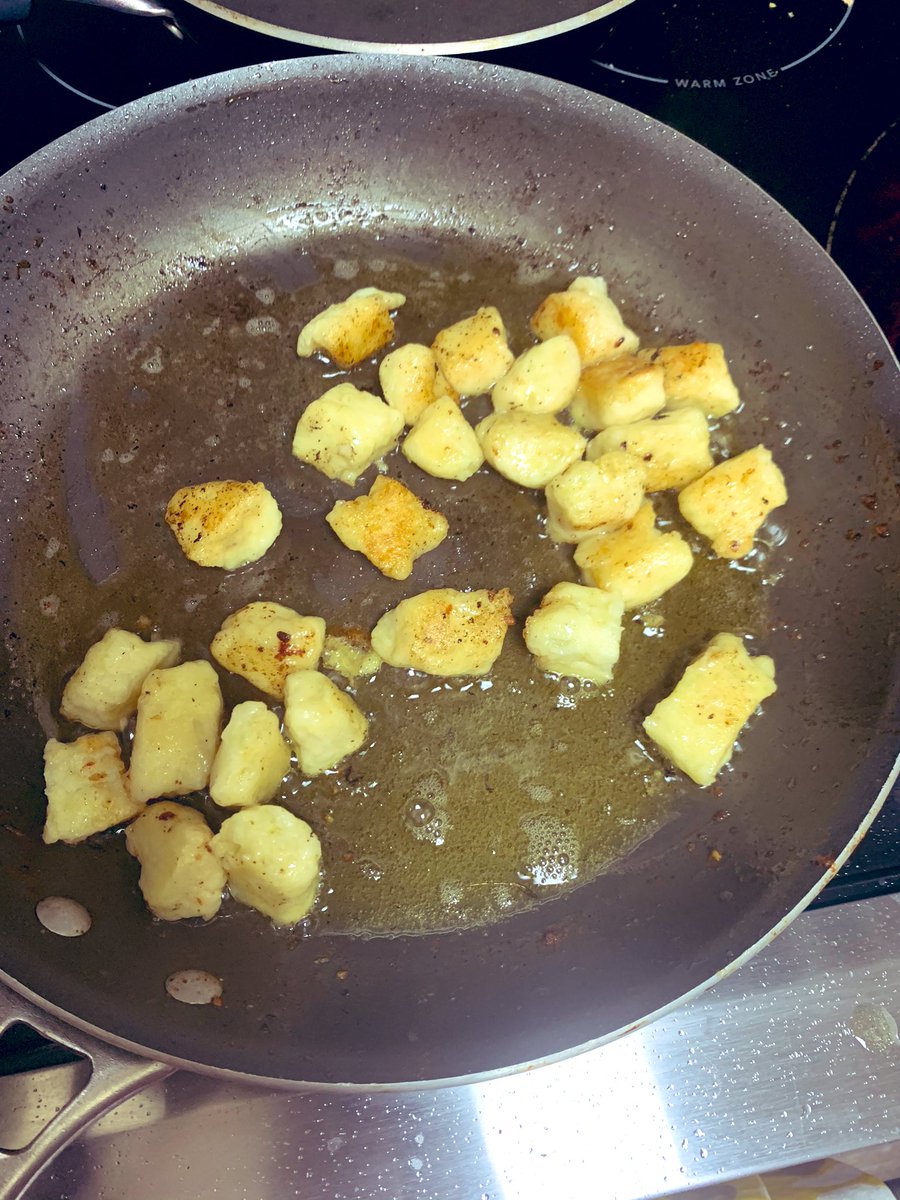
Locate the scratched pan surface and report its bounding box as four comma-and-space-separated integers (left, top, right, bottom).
0, 57, 898, 1087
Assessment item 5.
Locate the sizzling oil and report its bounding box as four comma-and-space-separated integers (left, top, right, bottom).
13, 232, 768, 936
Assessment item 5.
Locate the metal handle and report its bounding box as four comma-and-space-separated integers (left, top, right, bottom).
0, 984, 174, 1200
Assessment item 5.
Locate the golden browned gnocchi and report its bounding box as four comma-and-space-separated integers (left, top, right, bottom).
326, 476, 449, 581
212, 806, 322, 926
165, 480, 282, 570
431, 306, 515, 396
575, 500, 694, 609
209, 702, 292, 810
43, 732, 142, 845
530, 277, 639, 366
371, 587, 514, 676
210, 602, 325, 700
61, 629, 181, 732
476, 411, 586, 489
524, 582, 624, 685
283, 671, 369, 777
678, 444, 788, 558
490, 335, 581, 415
296, 286, 406, 368
128, 661, 223, 806
125, 802, 226, 921
379, 343, 458, 425
587, 407, 713, 492
545, 452, 646, 543
643, 633, 777, 786
292, 382, 404, 486
638, 341, 740, 418
402, 395, 485, 482
570, 355, 666, 431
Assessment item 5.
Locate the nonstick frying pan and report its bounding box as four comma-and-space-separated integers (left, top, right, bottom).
0, 54, 898, 1118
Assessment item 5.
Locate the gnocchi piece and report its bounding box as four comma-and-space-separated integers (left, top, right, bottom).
530, 277, 639, 367
211, 602, 325, 700
643, 633, 777, 787
379, 343, 458, 426
545, 452, 646, 543
371, 587, 514, 676
570, 355, 666, 431
431, 306, 515, 397
165, 481, 282, 570
212, 806, 322, 926
296, 286, 406, 368
208, 702, 292, 809
43, 732, 142, 845
283, 671, 368, 777
638, 342, 740, 418
402, 395, 484, 482
523, 582, 624, 685
326, 476, 449, 581
476, 412, 586, 489
291, 383, 404, 486
678, 445, 788, 559
588, 407, 712, 492
128, 661, 223, 805
125, 802, 225, 921
575, 500, 693, 609
491, 335, 581, 415
322, 630, 382, 684
61, 629, 180, 732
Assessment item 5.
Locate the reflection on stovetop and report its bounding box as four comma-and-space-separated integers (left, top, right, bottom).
0, 0, 898, 907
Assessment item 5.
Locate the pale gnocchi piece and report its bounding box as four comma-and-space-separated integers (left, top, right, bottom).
212, 806, 322, 926
545, 452, 646, 543
379, 343, 458, 426
371, 587, 514, 676
638, 342, 740, 418
678, 444, 788, 558
490, 335, 581, 415
570, 355, 666, 431
326, 476, 449, 581
322, 631, 382, 684
575, 500, 694, 609
296, 286, 406, 368
128, 661, 223, 806
125, 801, 225, 921
402, 395, 484, 482
283, 671, 368, 777
61, 629, 181, 732
208, 702, 292, 809
476, 412, 586, 489
165, 481, 282, 570
291, 383, 404, 486
523, 582, 624, 685
643, 633, 777, 787
530, 277, 639, 367
431, 306, 515, 397
211, 602, 325, 700
43, 732, 142, 845
587, 407, 712, 492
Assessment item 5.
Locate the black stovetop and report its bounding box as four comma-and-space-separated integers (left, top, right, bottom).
1, 0, 898, 906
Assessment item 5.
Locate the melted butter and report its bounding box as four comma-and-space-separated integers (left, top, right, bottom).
13, 231, 769, 936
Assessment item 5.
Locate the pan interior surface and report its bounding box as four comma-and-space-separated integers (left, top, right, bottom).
0, 57, 897, 1086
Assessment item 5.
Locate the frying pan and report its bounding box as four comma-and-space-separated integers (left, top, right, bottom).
0, 50, 898, 1182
